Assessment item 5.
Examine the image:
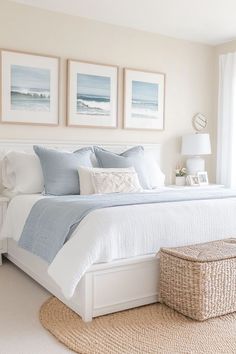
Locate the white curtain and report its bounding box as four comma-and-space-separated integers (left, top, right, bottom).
217, 53, 236, 187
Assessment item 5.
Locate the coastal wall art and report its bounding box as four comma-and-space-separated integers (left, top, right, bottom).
67, 60, 118, 128
0, 50, 59, 125
124, 68, 165, 130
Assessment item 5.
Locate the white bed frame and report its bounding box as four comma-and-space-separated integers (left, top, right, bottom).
7, 239, 160, 322
0, 139, 161, 322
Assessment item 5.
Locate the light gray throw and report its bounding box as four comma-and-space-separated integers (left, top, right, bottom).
18, 188, 236, 263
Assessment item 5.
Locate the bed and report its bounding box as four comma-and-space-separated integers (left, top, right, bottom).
1, 139, 236, 322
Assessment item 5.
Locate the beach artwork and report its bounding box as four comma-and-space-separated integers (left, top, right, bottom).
11, 65, 51, 112
131, 80, 158, 120
124, 69, 165, 130
1, 50, 59, 124
67, 60, 117, 127
76, 73, 111, 117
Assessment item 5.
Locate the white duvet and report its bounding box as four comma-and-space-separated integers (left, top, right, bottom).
4, 191, 236, 298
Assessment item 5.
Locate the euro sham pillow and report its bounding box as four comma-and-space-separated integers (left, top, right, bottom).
94, 146, 165, 189
78, 166, 142, 194
34, 145, 93, 195
2, 151, 44, 194
90, 167, 142, 194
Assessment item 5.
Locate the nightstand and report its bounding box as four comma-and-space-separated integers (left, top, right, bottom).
166, 184, 224, 190
0, 196, 9, 265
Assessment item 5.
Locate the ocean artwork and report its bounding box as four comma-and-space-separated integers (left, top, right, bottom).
131, 80, 158, 119
77, 73, 111, 116
11, 65, 51, 112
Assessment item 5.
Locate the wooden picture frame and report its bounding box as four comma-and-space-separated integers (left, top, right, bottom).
124, 68, 165, 130
67, 60, 118, 128
0, 49, 59, 125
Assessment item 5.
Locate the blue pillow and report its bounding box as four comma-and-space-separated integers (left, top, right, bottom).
94, 146, 151, 189
34, 145, 93, 195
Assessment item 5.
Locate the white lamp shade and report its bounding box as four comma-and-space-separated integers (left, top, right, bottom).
181, 133, 211, 156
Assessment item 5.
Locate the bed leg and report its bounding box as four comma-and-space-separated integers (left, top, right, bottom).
81, 313, 93, 322
80, 272, 93, 322
0, 254, 2, 266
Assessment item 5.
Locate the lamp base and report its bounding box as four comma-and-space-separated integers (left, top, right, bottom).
186, 156, 205, 175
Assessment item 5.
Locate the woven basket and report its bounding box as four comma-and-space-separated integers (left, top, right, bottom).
160, 239, 236, 321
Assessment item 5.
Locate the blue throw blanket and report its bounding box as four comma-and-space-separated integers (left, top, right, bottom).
18, 188, 236, 263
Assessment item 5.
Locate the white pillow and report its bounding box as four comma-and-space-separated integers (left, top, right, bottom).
2, 151, 44, 194
91, 167, 142, 194
78, 166, 142, 194
144, 150, 165, 188
78, 166, 95, 195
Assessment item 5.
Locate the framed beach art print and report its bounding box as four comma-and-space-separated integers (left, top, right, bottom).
0, 50, 59, 125
124, 68, 165, 130
67, 60, 118, 128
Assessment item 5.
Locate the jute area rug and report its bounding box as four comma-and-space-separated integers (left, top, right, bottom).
40, 297, 236, 354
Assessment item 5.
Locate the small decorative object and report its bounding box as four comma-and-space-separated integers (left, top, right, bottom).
124, 68, 165, 130
67, 60, 118, 128
0, 50, 59, 125
197, 171, 208, 185
186, 175, 200, 186
181, 133, 211, 175
175, 166, 187, 186
192, 113, 208, 131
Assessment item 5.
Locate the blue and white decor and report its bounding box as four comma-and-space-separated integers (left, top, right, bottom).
1, 50, 59, 125
124, 68, 165, 130
67, 60, 118, 128
11, 65, 51, 112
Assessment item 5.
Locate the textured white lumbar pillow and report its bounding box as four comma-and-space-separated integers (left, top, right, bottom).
78, 166, 142, 194
91, 167, 142, 194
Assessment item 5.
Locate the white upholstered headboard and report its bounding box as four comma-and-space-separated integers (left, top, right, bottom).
0, 139, 161, 190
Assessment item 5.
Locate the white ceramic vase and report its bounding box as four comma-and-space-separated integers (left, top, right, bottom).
175, 176, 186, 186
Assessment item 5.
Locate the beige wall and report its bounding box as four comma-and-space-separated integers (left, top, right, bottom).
0, 0, 216, 183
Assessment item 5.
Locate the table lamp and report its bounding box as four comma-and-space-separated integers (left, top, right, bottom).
181, 133, 211, 174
